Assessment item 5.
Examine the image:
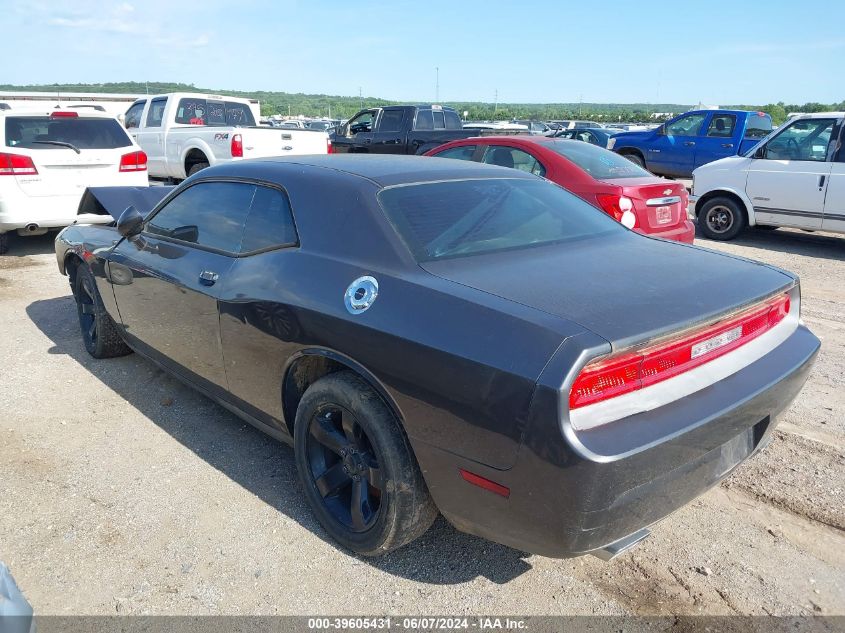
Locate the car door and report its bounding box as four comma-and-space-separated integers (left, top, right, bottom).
333, 110, 376, 153
217, 184, 301, 428
137, 96, 167, 175
647, 112, 708, 176
108, 180, 255, 392
821, 120, 845, 233
123, 100, 146, 142
745, 117, 837, 229
369, 107, 407, 154
693, 112, 739, 169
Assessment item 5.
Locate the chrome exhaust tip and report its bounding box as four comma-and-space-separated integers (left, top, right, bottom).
590, 528, 650, 562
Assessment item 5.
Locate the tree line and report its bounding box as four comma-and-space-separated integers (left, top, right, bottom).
1, 82, 841, 125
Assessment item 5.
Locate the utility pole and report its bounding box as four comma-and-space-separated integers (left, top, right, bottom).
494, 89, 498, 117
359, 87, 363, 110
579, 94, 582, 116
288, 104, 291, 116
435, 67, 439, 103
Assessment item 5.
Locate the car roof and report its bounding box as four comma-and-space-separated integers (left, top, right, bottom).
790, 112, 845, 119
0, 110, 116, 119
249, 154, 534, 187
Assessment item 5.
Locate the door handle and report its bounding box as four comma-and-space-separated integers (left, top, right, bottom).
684, 141, 696, 146
199, 270, 219, 286
721, 143, 734, 148
819, 175, 826, 189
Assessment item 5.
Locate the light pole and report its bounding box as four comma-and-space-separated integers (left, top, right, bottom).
435, 66, 439, 103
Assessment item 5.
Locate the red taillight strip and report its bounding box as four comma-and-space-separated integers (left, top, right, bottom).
0, 152, 38, 176
570, 293, 791, 411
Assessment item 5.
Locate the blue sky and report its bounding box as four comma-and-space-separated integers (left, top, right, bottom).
4, 0, 843, 105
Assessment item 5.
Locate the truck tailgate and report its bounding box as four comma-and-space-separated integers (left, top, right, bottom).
242, 128, 329, 158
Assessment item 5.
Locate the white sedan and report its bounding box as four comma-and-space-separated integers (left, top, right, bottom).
0, 109, 148, 254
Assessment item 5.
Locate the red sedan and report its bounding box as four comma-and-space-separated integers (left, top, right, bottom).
424, 136, 695, 243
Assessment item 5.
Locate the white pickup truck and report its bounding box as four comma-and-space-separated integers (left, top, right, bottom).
123, 92, 330, 180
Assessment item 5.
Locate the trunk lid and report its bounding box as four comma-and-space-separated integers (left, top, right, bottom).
603, 177, 688, 232
422, 233, 794, 350
20, 148, 123, 197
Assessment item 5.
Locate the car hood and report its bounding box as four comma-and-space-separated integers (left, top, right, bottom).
693, 155, 752, 175
421, 233, 794, 350
77, 186, 175, 220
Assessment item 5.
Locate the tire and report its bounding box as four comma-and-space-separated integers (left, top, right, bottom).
73, 265, 132, 359
0, 233, 8, 255
187, 162, 209, 177
621, 152, 646, 168
698, 196, 747, 241
294, 371, 437, 556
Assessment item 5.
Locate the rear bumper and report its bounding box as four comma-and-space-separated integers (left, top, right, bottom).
417, 323, 819, 558
636, 219, 695, 244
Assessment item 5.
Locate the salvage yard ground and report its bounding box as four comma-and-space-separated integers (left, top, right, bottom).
0, 227, 843, 616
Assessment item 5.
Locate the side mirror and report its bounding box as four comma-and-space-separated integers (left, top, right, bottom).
753, 145, 766, 159
116, 206, 144, 238
657, 125, 666, 135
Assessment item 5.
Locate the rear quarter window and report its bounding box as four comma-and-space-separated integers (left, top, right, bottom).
5, 117, 132, 150
543, 140, 651, 179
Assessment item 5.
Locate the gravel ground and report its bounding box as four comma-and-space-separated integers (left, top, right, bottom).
0, 226, 843, 617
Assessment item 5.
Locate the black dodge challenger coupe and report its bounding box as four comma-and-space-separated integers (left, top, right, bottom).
55, 155, 819, 559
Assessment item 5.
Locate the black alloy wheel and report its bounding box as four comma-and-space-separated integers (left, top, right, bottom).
293, 371, 437, 556
306, 404, 383, 532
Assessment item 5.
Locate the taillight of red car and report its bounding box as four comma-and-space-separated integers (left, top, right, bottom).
119, 151, 147, 172
596, 194, 637, 229
569, 293, 792, 412
0, 153, 38, 176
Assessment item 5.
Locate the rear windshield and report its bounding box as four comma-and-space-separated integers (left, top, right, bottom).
378, 178, 620, 262
745, 113, 773, 138
5, 116, 132, 150
174, 98, 256, 126
542, 140, 652, 179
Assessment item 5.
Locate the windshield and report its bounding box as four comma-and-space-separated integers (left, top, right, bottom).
5, 116, 132, 150
378, 178, 620, 262
542, 140, 652, 179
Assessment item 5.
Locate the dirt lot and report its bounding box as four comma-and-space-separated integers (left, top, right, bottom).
0, 226, 843, 617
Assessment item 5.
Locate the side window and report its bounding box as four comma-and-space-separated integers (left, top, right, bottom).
146, 182, 255, 253
834, 122, 845, 163
433, 145, 477, 161
346, 111, 375, 136
445, 111, 462, 130
666, 113, 707, 137
764, 118, 837, 162
240, 186, 298, 253
124, 102, 145, 129
145, 98, 167, 128
706, 114, 736, 138
414, 110, 434, 131
482, 146, 546, 177
175, 98, 208, 125
377, 109, 405, 132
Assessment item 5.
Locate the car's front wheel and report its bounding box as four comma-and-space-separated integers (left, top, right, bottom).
294, 371, 437, 556
73, 265, 132, 358
698, 197, 747, 241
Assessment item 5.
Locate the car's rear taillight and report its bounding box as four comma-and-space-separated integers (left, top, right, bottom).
569, 293, 791, 411
0, 152, 38, 176
50, 111, 78, 118
327, 137, 333, 154
596, 194, 636, 228
119, 151, 147, 172
231, 134, 243, 158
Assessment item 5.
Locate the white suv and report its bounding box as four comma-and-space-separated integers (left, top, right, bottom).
0, 110, 148, 254
690, 112, 844, 240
